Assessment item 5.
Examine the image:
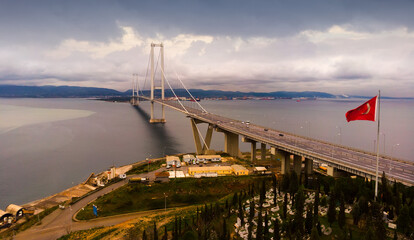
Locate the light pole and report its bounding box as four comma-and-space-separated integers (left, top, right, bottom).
390, 144, 400, 175
163, 193, 167, 211
336, 126, 342, 145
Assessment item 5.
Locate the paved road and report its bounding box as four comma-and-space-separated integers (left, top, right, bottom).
14, 171, 155, 240
144, 98, 414, 186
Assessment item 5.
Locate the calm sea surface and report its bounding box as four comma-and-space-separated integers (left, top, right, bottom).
0, 98, 413, 209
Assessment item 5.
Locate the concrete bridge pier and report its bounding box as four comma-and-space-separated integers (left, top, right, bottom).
270, 147, 276, 161
190, 118, 213, 155
242, 137, 257, 161
217, 128, 241, 157
261, 143, 266, 161
293, 155, 302, 175
279, 150, 291, 175
304, 158, 313, 175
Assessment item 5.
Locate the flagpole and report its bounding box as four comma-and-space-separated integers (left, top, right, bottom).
374, 90, 381, 200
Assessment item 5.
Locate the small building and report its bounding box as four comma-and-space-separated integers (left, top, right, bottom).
188, 166, 233, 176
155, 171, 170, 183
6, 204, 24, 219
166, 156, 181, 168
231, 165, 249, 175
168, 170, 186, 178
196, 155, 222, 163
106, 166, 116, 180
183, 154, 197, 164
0, 210, 12, 224
254, 166, 267, 174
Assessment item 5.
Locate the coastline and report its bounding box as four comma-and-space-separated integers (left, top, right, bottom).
20, 156, 167, 214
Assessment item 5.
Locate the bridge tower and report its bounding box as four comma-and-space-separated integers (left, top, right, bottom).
150, 43, 166, 123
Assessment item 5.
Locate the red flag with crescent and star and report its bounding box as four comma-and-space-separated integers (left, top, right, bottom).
346, 96, 377, 122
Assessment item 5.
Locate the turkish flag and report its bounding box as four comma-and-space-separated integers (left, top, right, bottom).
346, 96, 377, 122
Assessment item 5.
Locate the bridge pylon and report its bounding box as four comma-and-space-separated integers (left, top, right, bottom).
149, 43, 166, 123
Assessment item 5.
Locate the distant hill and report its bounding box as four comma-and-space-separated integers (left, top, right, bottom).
0, 85, 338, 98
0, 85, 123, 98
130, 89, 337, 99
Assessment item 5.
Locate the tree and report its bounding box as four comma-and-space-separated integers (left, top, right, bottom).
313, 190, 319, 225
232, 192, 238, 207
351, 202, 361, 225
283, 193, 288, 219
221, 217, 228, 240
142, 230, 147, 240
238, 199, 244, 225
294, 186, 305, 236
338, 195, 346, 229
153, 222, 158, 240
273, 219, 280, 240
305, 207, 313, 234
289, 171, 299, 198
260, 179, 266, 207
327, 191, 336, 226
264, 212, 270, 240
397, 205, 411, 236
257, 210, 263, 240
282, 173, 290, 192
310, 226, 320, 240
162, 225, 168, 240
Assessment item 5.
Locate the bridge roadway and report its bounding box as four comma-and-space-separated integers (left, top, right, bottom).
138, 96, 414, 186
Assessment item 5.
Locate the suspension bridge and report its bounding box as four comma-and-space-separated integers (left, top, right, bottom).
130, 43, 414, 187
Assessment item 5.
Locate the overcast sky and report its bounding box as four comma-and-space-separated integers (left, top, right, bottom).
1, 0, 414, 97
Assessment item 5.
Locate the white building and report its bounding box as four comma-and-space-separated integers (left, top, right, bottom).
183, 154, 197, 164
166, 156, 181, 168
196, 155, 222, 163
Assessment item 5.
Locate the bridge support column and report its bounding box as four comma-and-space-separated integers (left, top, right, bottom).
149, 43, 166, 124
293, 155, 302, 175
190, 119, 213, 155
224, 131, 240, 157
270, 147, 276, 161
251, 142, 256, 161
261, 143, 266, 161
279, 150, 290, 175
327, 166, 338, 177
304, 158, 313, 175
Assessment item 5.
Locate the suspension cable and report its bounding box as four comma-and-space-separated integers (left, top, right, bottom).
159, 65, 188, 113
174, 70, 208, 113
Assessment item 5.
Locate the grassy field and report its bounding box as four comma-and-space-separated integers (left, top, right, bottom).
76, 176, 260, 220
126, 160, 164, 175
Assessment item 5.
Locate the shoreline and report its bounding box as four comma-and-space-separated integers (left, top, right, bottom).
21, 157, 166, 213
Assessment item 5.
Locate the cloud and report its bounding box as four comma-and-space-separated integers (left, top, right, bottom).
0, 10, 414, 97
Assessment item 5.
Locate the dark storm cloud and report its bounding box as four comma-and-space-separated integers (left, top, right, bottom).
2, 0, 414, 45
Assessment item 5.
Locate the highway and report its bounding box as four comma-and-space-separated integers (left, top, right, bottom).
141, 97, 414, 186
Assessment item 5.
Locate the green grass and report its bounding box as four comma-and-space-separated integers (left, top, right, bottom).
76, 176, 257, 220
126, 160, 164, 175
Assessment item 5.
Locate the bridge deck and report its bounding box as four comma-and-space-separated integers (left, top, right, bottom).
138, 96, 414, 186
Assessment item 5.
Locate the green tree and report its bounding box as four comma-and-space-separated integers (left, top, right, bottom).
273, 219, 280, 240
313, 190, 319, 225
310, 226, 320, 240
282, 172, 290, 192
153, 222, 158, 240
221, 217, 228, 240
142, 230, 147, 240
257, 210, 263, 240
232, 192, 238, 207
327, 191, 336, 226
351, 202, 361, 225
283, 193, 288, 219
305, 206, 313, 234
264, 212, 270, 240
294, 186, 305, 236
338, 195, 346, 229
162, 225, 168, 240
397, 205, 411, 236
289, 171, 299, 198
